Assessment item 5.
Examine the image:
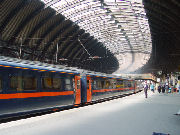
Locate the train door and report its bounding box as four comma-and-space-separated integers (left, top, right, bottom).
86, 76, 92, 102
74, 75, 81, 105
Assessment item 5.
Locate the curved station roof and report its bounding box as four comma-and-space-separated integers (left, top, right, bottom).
4, 0, 178, 74
40, 0, 152, 73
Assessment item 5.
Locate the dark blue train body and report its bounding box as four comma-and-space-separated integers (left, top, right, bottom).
0, 56, 138, 120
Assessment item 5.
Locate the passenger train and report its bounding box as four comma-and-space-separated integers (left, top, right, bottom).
0, 56, 140, 120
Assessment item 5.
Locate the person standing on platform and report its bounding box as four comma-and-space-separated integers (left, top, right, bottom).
150, 83, 155, 93
165, 84, 169, 94
162, 85, 165, 93
158, 85, 161, 93
144, 83, 148, 98
170, 85, 174, 93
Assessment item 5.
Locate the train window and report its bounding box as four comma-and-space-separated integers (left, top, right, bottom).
10, 76, 35, 91
23, 77, 37, 90
124, 81, 128, 88
129, 81, 134, 87
125, 81, 134, 88
87, 80, 89, 89
95, 80, 106, 89
10, 76, 19, 91
43, 78, 52, 89
42, 72, 62, 90
77, 79, 80, 89
105, 81, 110, 89
131, 81, 134, 87
9, 71, 37, 91
53, 78, 61, 89
65, 78, 72, 90
42, 77, 61, 90
128, 83, 132, 87
92, 80, 97, 90
72, 78, 75, 89
116, 80, 124, 88
109, 79, 116, 89
97, 80, 102, 89
112, 82, 116, 89
101, 81, 105, 89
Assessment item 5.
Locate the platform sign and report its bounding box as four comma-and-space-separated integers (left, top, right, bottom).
157, 78, 160, 82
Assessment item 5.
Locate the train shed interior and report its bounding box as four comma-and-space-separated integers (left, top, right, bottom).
0, 0, 180, 135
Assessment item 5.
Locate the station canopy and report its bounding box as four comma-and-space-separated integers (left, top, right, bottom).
41, 0, 152, 73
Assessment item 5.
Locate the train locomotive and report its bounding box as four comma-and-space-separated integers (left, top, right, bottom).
0, 56, 138, 120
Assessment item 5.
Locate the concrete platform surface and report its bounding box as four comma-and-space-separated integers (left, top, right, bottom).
0, 91, 180, 135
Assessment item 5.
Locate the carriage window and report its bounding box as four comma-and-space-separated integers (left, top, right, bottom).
126, 81, 132, 88
42, 77, 61, 90
112, 80, 117, 89
23, 77, 37, 90
105, 81, 110, 89
124, 81, 128, 88
43, 78, 52, 89
128, 83, 132, 87
132, 81, 135, 87
101, 81, 105, 89
10, 76, 19, 90
129, 81, 134, 87
10, 75, 37, 91
97, 80, 102, 89
53, 78, 61, 89
93, 80, 97, 89
77, 79, 80, 89
87, 80, 89, 89
65, 78, 72, 90
116, 80, 124, 88
96, 80, 105, 89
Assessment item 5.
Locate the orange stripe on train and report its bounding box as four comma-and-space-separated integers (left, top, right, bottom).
0, 91, 74, 99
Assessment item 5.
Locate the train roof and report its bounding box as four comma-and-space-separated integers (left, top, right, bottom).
0, 56, 132, 80
0, 56, 80, 74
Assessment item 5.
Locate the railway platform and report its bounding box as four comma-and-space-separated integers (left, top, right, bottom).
0, 91, 180, 135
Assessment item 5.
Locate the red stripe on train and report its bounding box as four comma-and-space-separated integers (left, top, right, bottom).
0, 91, 74, 99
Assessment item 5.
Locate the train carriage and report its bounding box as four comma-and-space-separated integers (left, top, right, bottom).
0, 56, 138, 120
0, 56, 81, 119
83, 74, 136, 102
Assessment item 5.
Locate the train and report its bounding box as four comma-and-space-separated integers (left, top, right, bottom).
0, 56, 140, 120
